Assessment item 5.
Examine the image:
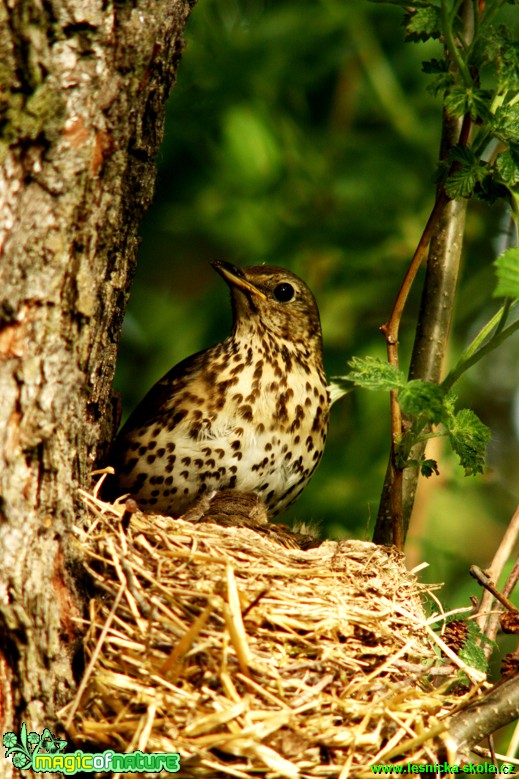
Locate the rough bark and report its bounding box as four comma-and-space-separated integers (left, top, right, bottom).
0, 0, 194, 752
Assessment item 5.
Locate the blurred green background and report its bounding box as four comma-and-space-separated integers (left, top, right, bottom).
115, 0, 519, 609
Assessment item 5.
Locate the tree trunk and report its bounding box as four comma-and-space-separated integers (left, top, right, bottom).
0, 0, 194, 755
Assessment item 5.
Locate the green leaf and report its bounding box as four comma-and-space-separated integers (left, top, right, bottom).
444, 167, 478, 198
399, 380, 446, 423
496, 147, 519, 186
345, 356, 406, 391
493, 247, 519, 298
426, 73, 454, 97
478, 25, 519, 91
466, 90, 493, 122
449, 144, 477, 166
444, 86, 471, 118
459, 621, 490, 674
448, 408, 491, 476
443, 391, 458, 418
404, 7, 442, 42
445, 87, 493, 122
445, 157, 489, 200
491, 104, 519, 144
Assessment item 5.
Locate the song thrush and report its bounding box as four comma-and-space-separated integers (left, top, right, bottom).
109, 262, 329, 518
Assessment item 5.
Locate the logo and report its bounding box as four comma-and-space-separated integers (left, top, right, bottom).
3, 724, 180, 774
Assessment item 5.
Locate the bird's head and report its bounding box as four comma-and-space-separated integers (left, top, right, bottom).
212, 261, 324, 361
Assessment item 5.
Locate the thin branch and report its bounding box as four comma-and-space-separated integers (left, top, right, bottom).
379, 190, 449, 364
441, 0, 473, 88
374, 102, 473, 546
472, 745, 519, 767
374, 193, 449, 548
470, 565, 518, 613
443, 313, 519, 392
475, 503, 519, 655
503, 554, 519, 600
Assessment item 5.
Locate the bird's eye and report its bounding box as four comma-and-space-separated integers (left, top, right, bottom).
273, 283, 295, 302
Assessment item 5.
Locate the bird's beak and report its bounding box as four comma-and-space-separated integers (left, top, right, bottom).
212, 260, 267, 301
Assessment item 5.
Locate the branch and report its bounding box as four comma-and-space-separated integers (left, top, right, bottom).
374, 191, 449, 547
443, 310, 519, 392
475, 503, 519, 655
373, 0, 479, 547
447, 675, 519, 753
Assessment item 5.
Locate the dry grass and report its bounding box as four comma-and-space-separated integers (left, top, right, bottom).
60, 490, 486, 778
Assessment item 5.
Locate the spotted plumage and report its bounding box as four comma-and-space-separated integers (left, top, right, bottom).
109, 261, 329, 518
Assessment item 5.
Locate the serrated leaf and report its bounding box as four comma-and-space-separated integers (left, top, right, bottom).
445, 87, 492, 122
496, 148, 519, 186
448, 408, 491, 476
459, 621, 490, 674
444, 167, 478, 198
449, 144, 477, 166
493, 247, 519, 298
444, 86, 471, 118
345, 356, 406, 391
498, 46, 519, 91
426, 73, 454, 97
446, 157, 490, 199
404, 7, 442, 42
467, 90, 493, 122
399, 380, 446, 423
480, 26, 519, 91
491, 104, 519, 144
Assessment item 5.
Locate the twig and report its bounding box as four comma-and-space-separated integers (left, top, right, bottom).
373, 0, 477, 549
379, 190, 449, 366
475, 503, 519, 654
374, 103, 473, 547
472, 744, 519, 767
503, 554, 519, 600
374, 192, 450, 548
470, 565, 518, 613
443, 315, 519, 391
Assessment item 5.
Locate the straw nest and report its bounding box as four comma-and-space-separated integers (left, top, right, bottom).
61, 489, 484, 778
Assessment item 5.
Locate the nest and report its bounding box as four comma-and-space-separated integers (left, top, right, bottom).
61, 490, 484, 778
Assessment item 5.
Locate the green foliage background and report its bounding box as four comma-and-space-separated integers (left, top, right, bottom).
116, 0, 519, 604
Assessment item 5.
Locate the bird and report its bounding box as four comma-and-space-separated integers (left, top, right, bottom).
107, 261, 329, 518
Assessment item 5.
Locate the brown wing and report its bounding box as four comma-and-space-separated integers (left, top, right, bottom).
115, 344, 217, 438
